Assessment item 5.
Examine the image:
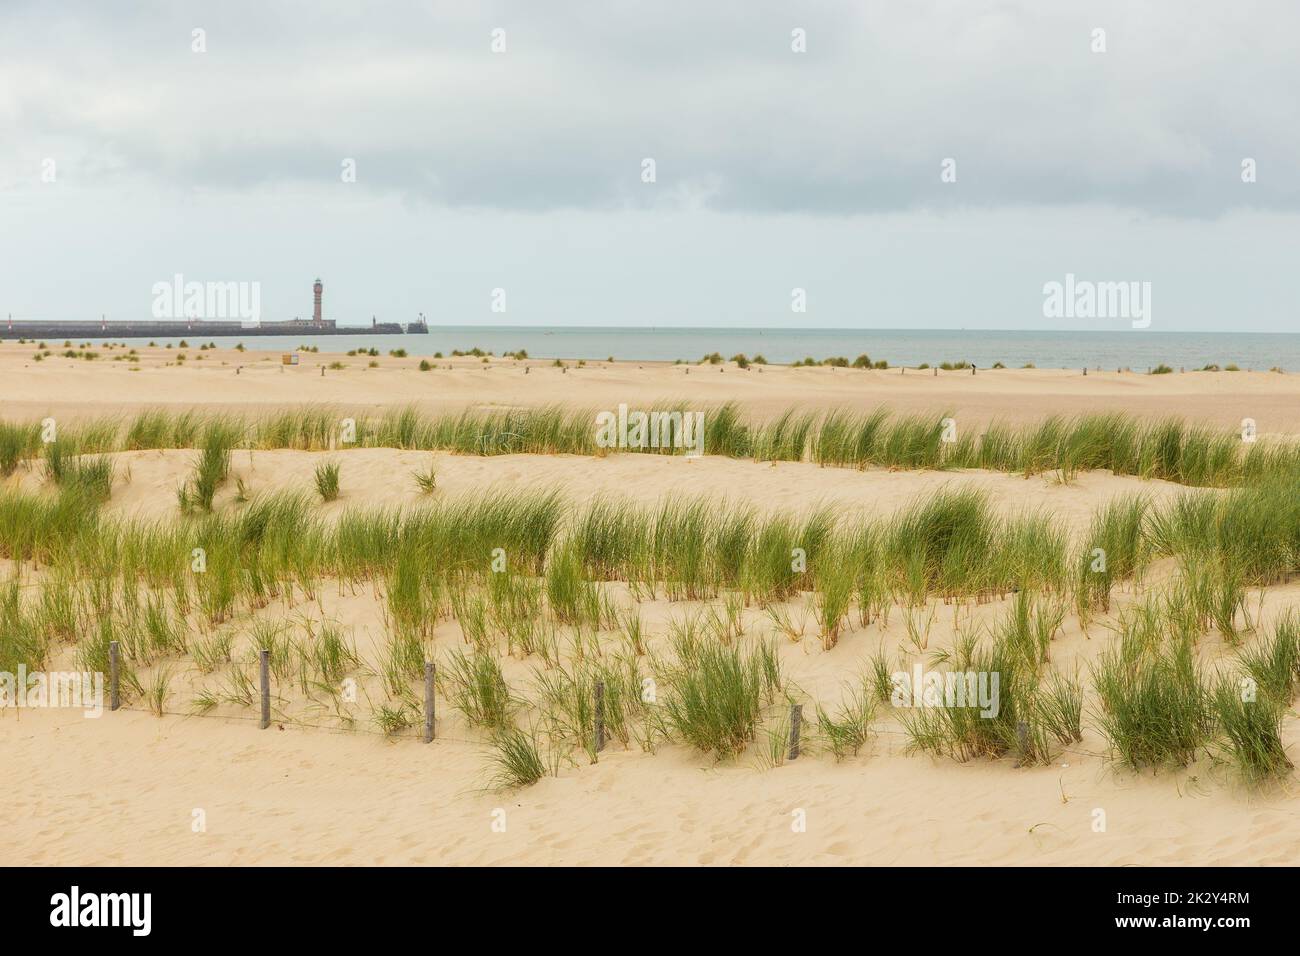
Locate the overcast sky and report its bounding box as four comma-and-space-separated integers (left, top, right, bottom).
2, 0, 1298, 331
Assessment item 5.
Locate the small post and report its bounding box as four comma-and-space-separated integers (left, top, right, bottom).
1015, 720, 1029, 766
109, 640, 120, 712
787, 703, 803, 761
259, 648, 270, 730
594, 681, 606, 754
424, 660, 435, 743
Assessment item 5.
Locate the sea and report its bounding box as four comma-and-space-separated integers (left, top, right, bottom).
49, 327, 1300, 371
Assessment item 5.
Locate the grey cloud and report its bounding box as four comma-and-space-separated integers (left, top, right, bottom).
2, 0, 1298, 216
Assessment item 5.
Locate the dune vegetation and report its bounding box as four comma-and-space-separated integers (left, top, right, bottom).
2, 401, 1299, 793
1, 403, 1297, 488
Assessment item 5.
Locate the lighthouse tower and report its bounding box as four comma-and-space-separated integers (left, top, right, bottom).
313, 278, 323, 327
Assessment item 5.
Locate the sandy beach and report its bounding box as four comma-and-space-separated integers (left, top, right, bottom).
8, 696, 1298, 867
2, 340, 1299, 867
3, 339, 1300, 432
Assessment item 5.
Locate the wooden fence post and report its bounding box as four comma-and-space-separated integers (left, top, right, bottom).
788, 703, 803, 761
259, 648, 270, 730
424, 661, 436, 743
594, 681, 606, 754
109, 641, 120, 712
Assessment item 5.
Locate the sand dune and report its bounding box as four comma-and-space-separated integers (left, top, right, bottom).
2, 341, 1298, 868
6, 707, 1298, 866
8, 446, 1191, 534
7, 578, 1299, 867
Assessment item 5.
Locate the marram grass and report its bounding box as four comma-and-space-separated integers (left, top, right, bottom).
3, 404, 1295, 488
1, 418, 1299, 786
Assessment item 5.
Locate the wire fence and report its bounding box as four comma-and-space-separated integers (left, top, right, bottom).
112, 702, 487, 745
106, 698, 1110, 762
14, 641, 1112, 764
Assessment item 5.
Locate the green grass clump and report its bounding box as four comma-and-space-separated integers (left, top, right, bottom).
0, 422, 39, 476
489, 725, 551, 789
1077, 494, 1150, 620
0, 577, 50, 673
533, 656, 648, 758
1210, 677, 1292, 785
996, 590, 1067, 668
373, 702, 417, 736
314, 460, 341, 502
307, 621, 361, 685
178, 424, 236, 512
1093, 632, 1210, 771
440, 649, 516, 731
1149, 479, 1300, 588
751, 409, 817, 462
126, 408, 211, 450
812, 550, 855, 648
42, 441, 69, 484
45, 451, 115, 503
1034, 670, 1084, 745
657, 633, 781, 759
900, 630, 1050, 765
814, 677, 877, 760
413, 457, 437, 494
143, 666, 173, 717
544, 543, 601, 626
885, 488, 998, 603
1237, 613, 1300, 703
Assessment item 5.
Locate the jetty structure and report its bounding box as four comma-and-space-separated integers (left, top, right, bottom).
3, 279, 429, 339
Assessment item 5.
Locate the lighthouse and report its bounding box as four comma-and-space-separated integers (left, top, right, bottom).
312, 278, 323, 327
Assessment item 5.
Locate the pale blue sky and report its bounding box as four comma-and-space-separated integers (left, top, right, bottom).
3, 1, 1297, 331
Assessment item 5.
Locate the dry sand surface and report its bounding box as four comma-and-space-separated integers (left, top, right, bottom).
6, 580, 1300, 866
7, 695, 1299, 867
10, 446, 1192, 532
3, 340, 1299, 867
2, 338, 1300, 432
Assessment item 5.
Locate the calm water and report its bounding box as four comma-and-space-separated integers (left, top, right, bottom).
62, 327, 1300, 371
